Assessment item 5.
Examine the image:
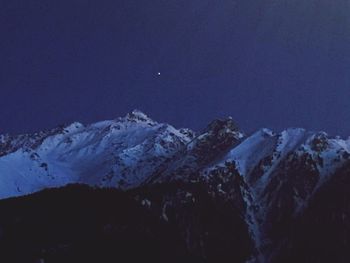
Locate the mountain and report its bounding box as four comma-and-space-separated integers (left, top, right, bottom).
0, 110, 194, 198
1, 110, 350, 262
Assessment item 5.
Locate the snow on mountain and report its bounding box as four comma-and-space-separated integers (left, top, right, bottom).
199, 127, 350, 262
1, 111, 350, 261
150, 117, 244, 183
0, 110, 194, 199
1, 111, 349, 205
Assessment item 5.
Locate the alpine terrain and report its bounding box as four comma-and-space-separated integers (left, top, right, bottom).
1, 110, 350, 263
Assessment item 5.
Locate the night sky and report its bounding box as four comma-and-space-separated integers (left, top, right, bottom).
1, 0, 350, 136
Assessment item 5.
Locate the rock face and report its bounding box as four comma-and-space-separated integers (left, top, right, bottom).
1, 110, 350, 262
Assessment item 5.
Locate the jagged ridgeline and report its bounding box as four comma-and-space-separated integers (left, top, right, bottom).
0, 110, 350, 262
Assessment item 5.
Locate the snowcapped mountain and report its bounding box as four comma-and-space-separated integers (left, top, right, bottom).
1, 110, 350, 262
0, 110, 194, 199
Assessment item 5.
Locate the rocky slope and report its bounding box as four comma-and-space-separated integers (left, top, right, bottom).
1, 110, 350, 262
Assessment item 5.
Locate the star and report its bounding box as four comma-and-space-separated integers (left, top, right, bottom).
157, 72, 161, 76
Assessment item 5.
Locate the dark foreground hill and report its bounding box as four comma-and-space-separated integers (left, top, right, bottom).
1, 169, 350, 263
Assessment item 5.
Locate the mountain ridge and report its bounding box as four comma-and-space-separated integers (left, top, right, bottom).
1, 110, 350, 262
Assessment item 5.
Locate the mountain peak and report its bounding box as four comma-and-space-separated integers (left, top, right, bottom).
205, 117, 242, 136
124, 110, 154, 123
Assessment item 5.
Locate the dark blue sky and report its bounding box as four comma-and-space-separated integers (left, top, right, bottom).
1, 0, 350, 135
